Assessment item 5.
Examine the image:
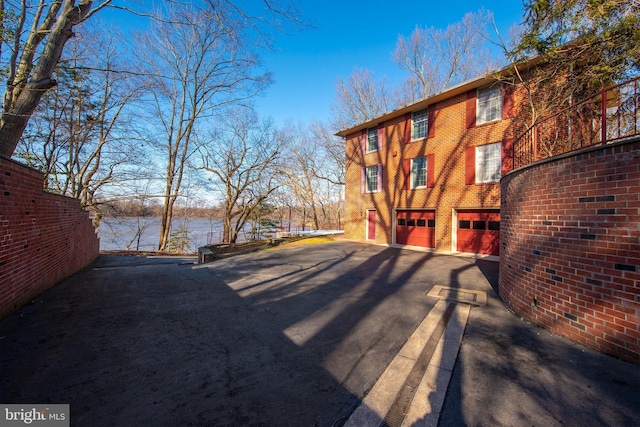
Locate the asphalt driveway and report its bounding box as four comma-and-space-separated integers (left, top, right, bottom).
1, 241, 639, 426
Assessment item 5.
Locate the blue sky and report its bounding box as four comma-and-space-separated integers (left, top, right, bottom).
254, 1, 527, 128
99, 1, 527, 129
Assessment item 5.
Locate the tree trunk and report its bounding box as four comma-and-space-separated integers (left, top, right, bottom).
301, 207, 306, 231
310, 199, 320, 230
158, 202, 172, 251
0, 1, 94, 158
158, 174, 175, 250
0, 79, 57, 157
223, 215, 232, 245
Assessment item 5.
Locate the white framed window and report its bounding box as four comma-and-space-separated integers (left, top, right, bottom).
411, 157, 427, 189
476, 142, 502, 183
477, 86, 502, 124
366, 165, 379, 192
366, 127, 378, 152
412, 108, 429, 140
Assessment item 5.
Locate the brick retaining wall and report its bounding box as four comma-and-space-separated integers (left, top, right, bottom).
500, 139, 640, 364
0, 156, 99, 319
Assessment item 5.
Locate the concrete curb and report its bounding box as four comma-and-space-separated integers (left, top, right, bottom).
345, 298, 473, 427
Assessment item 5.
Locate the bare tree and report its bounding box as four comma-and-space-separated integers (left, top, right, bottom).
332, 10, 499, 132
0, 0, 113, 158
275, 122, 345, 231
137, 2, 274, 251
97, 176, 161, 251
280, 122, 324, 231
309, 121, 345, 186
309, 121, 344, 228
122, 190, 153, 251
331, 67, 391, 131
270, 185, 297, 233
392, 9, 498, 103
197, 108, 281, 245
15, 23, 143, 224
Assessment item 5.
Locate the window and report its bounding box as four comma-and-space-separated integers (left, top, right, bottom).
417, 219, 426, 227
412, 108, 429, 140
362, 164, 382, 193
366, 127, 378, 152
398, 218, 406, 226
476, 142, 502, 183
366, 165, 378, 192
404, 154, 434, 190
477, 86, 502, 124
459, 220, 471, 229
488, 221, 500, 231
411, 157, 427, 189
472, 220, 486, 230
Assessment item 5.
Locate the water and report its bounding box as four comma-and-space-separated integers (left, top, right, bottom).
98, 217, 336, 252
98, 217, 228, 251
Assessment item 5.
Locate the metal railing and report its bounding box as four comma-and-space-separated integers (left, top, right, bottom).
513, 76, 640, 169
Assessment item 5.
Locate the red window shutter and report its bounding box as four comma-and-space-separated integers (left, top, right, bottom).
377, 164, 383, 192
426, 154, 435, 188
428, 107, 436, 138
378, 123, 385, 151
466, 90, 476, 129
403, 159, 411, 190
404, 112, 412, 143
465, 146, 476, 185
502, 84, 515, 119
361, 130, 367, 155
502, 138, 514, 174
361, 167, 366, 193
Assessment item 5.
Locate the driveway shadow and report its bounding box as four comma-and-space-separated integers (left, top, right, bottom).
6, 242, 630, 427
1, 242, 486, 426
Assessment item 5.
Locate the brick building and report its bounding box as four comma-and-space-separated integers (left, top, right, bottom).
338, 74, 523, 257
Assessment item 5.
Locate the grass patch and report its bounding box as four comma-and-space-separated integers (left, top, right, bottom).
285, 235, 335, 245
196, 234, 342, 262
203, 240, 269, 256
267, 235, 337, 249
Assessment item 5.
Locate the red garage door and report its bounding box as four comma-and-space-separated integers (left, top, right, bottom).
396, 210, 435, 248
457, 210, 500, 256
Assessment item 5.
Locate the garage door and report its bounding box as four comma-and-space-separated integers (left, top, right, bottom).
396, 210, 435, 248
457, 210, 500, 256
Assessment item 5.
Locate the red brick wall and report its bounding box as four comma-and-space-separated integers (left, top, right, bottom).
0, 156, 99, 319
344, 87, 522, 251
500, 139, 640, 364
